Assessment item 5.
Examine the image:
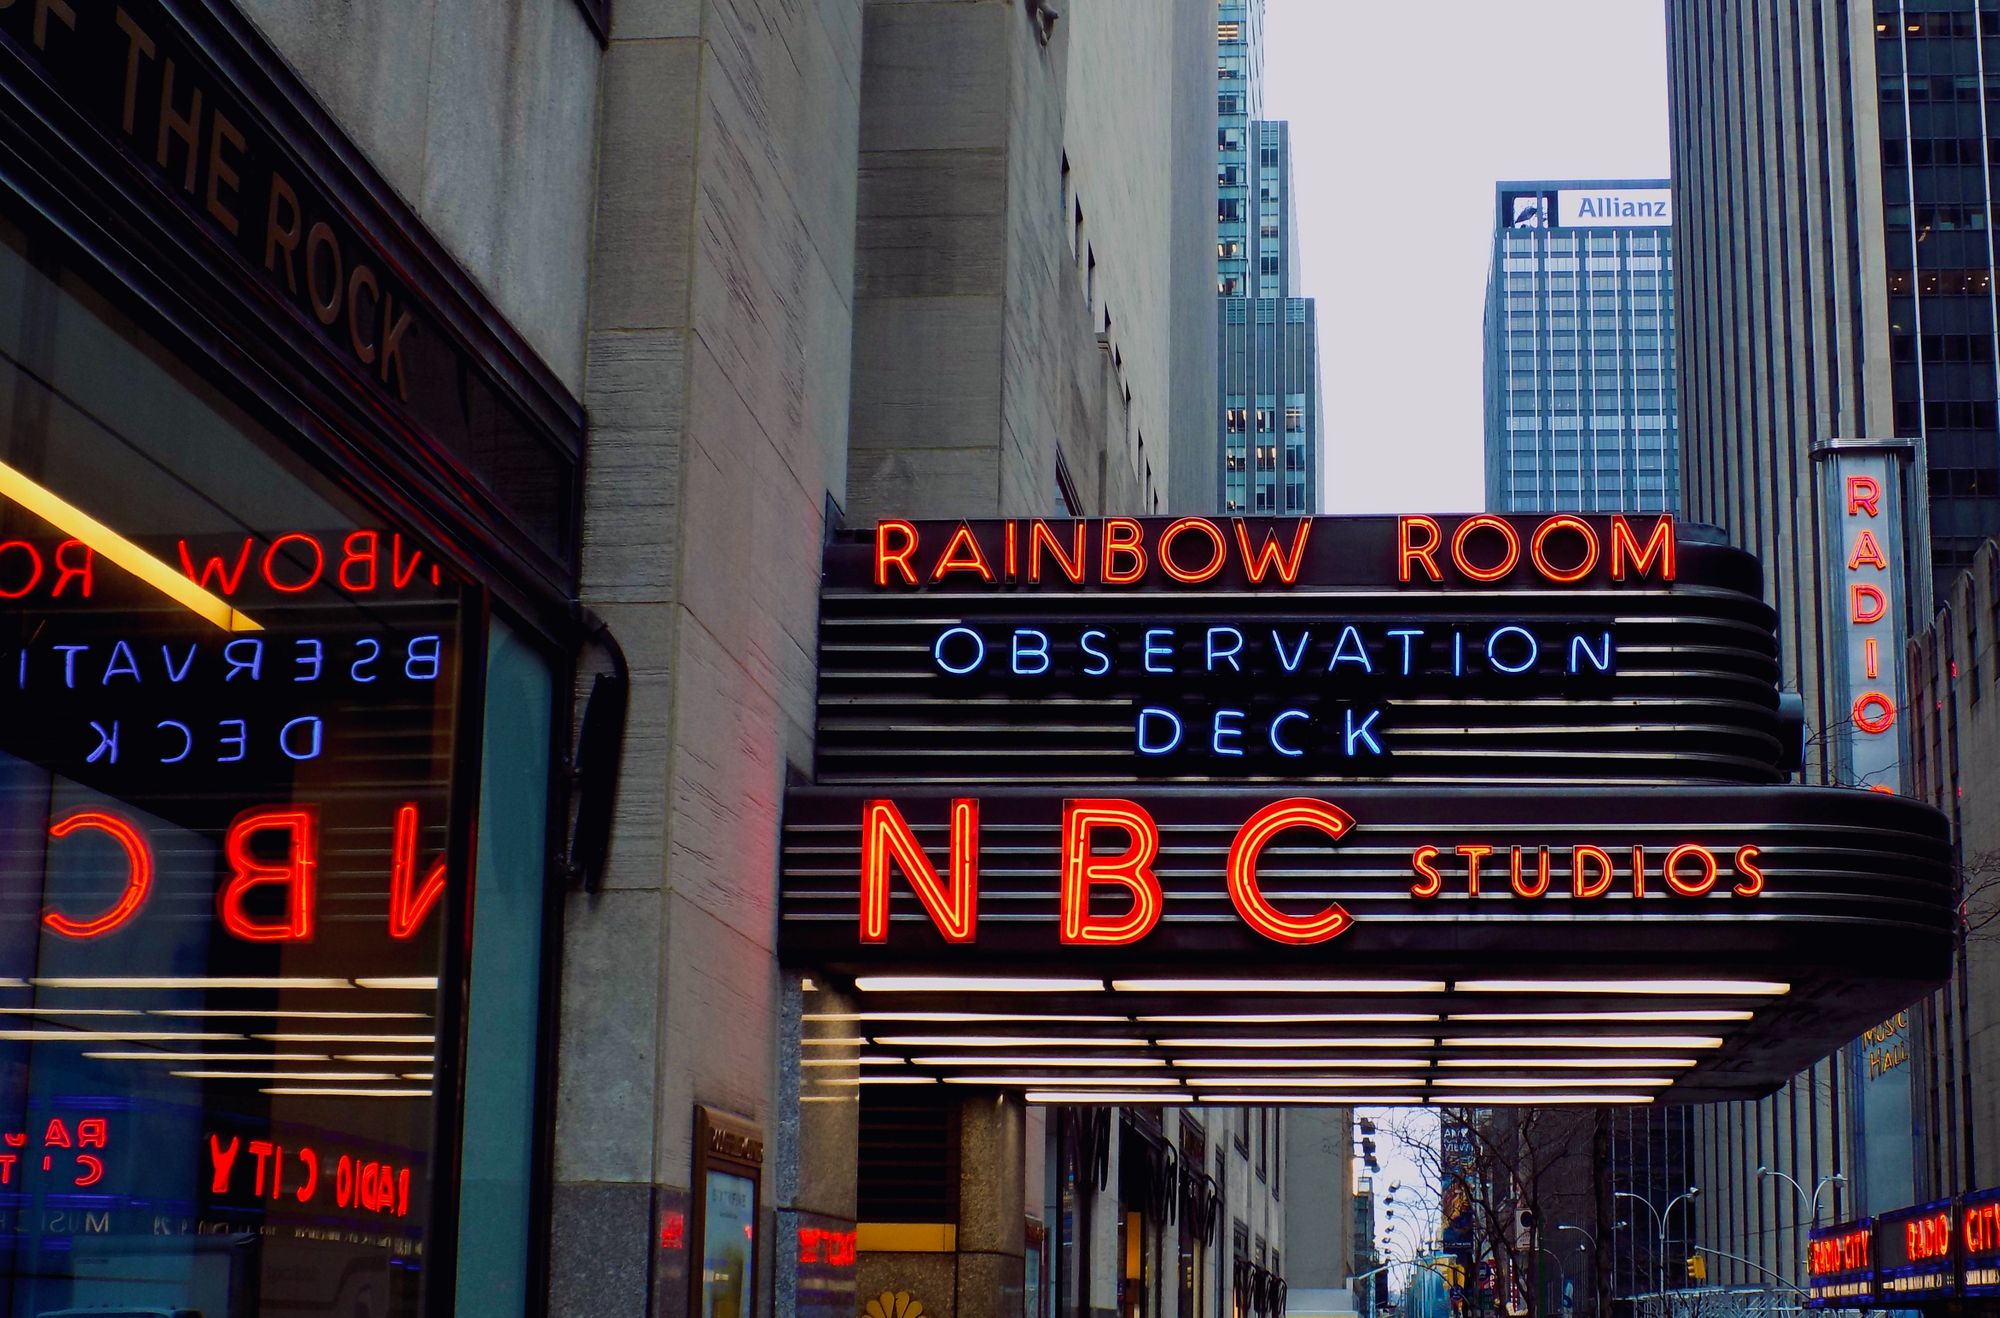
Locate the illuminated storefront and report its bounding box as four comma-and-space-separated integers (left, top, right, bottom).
0, 1, 581, 1312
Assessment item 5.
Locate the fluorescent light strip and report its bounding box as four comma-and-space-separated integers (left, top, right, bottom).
1443, 1036, 1723, 1050
1184, 1077, 1426, 1089
1139, 1014, 1439, 1025
1114, 979, 1445, 994
1447, 1011, 1754, 1023
912, 1055, 1165, 1068
1432, 1093, 1657, 1105
254, 1034, 435, 1044
402, 1073, 433, 1081
800, 1059, 861, 1068
801, 1037, 867, 1047
1158, 1037, 1434, 1050
1437, 1057, 1698, 1069
1198, 1094, 1423, 1105
1027, 1091, 1194, 1104
352, 977, 439, 991
856, 976, 1104, 993
33, 977, 352, 990
335, 1055, 434, 1064
1432, 1077, 1674, 1089
812, 1012, 1128, 1024
260, 1086, 430, 1098
172, 1070, 400, 1081
872, 1036, 1144, 1049
0, 458, 260, 632
1454, 979, 1788, 996
856, 1076, 939, 1085
860, 1057, 908, 1066
1173, 1058, 1428, 1070
150, 1009, 430, 1020
86, 1052, 331, 1062
0, 1030, 242, 1042
941, 1076, 1185, 1087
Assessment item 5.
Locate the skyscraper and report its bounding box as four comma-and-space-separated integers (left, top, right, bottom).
1482, 179, 1678, 514
1665, 1, 2000, 1302
1215, 2, 1321, 514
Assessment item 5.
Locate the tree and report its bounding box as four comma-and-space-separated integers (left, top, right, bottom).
1376, 1107, 1602, 1318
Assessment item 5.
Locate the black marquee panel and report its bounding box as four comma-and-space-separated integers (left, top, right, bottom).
816, 518, 1788, 785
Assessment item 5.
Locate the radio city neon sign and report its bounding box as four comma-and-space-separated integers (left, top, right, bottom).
871, 515, 1675, 588
1905, 1209, 1954, 1264
37, 802, 444, 943
1810, 1227, 1871, 1278
858, 797, 1760, 946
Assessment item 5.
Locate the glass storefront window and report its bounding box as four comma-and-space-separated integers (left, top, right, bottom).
0, 209, 470, 1313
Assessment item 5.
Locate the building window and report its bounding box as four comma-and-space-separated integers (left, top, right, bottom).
0, 206, 556, 1314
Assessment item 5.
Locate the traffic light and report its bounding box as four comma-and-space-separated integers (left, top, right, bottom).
1686, 1255, 1707, 1284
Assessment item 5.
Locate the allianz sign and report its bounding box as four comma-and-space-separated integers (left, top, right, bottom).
1556, 187, 1671, 228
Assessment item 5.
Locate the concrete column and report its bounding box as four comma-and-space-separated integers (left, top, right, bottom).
858, 1095, 1029, 1318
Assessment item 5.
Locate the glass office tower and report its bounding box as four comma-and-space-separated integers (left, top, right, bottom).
1216, 3, 1320, 514
1483, 179, 1678, 514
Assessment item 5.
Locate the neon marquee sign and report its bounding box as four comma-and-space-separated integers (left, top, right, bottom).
40, 801, 445, 943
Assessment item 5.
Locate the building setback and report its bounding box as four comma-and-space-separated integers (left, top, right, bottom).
1482, 179, 1678, 515
1214, 2, 1321, 515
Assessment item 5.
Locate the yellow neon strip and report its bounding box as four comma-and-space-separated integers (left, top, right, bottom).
856, 1223, 958, 1253
0, 459, 260, 632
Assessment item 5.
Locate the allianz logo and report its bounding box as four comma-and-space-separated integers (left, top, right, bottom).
1574, 194, 1669, 219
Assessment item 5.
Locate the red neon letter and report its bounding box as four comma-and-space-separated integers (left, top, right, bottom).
1226, 799, 1355, 944
50, 540, 93, 598
43, 810, 154, 939
209, 1134, 241, 1193
1663, 843, 1719, 897
1456, 844, 1494, 895
859, 799, 978, 943
1848, 530, 1888, 571
1451, 517, 1520, 583
387, 802, 447, 939
1572, 845, 1613, 899
1398, 517, 1443, 582
1159, 518, 1228, 584
219, 807, 318, 942
1530, 516, 1599, 583
1851, 583, 1886, 624
1847, 475, 1881, 517
1410, 845, 1443, 898
0, 541, 44, 599
1029, 520, 1086, 583
1511, 847, 1552, 898
930, 524, 995, 582
1854, 691, 1895, 734
1101, 519, 1146, 585
260, 532, 325, 593
339, 530, 381, 591
1235, 518, 1313, 584
1060, 799, 1162, 945
1610, 515, 1676, 581
177, 537, 254, 594
874, 520, 919, 586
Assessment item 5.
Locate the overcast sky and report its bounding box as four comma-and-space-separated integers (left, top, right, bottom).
1264, 0, 1672, 513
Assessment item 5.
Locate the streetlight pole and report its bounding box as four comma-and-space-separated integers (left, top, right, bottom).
1613, 1188, 1700, 1318
1755, 1165, 1845, 1299
1555, 1223, 1619, 1318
